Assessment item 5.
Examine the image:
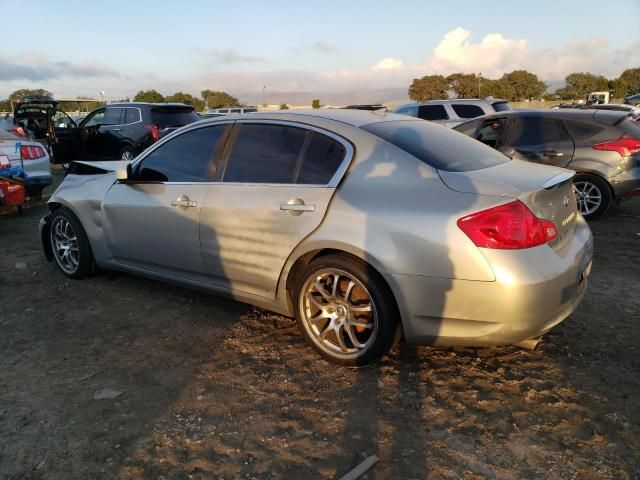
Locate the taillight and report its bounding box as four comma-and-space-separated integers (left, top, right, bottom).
20, 145, 46, 160
457, 200, 558, 250
11, 126, 27, 137
593, 137, 640, 157
145, 124, 159, 142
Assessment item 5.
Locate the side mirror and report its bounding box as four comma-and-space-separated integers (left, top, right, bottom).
498, 146, 516, 158
115, 163, 133, 182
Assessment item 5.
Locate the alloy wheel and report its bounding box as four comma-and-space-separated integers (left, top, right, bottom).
299, 268, 378, 358
573, 181, 602, 216
121, 150, 134, 161
51, 216, 80, 274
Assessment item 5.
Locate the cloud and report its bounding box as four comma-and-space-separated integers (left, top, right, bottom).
371, 57, 404, 71
423, 27, 640, 80
0, 54, 120, 81
199, 48, 267, 65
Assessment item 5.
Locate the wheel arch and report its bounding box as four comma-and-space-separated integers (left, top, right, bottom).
279, 243, 405, 341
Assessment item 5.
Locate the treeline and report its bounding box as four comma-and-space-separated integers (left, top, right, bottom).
408, 68, 640, 102
0, 88, 243, 112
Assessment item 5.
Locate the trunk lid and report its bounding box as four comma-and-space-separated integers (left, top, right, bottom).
439, 160, 579, 250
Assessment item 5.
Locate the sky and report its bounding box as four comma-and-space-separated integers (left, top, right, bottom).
0, 0, 638, 104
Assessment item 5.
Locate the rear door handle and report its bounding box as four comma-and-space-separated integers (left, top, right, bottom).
280, 198, 315, 215
113, 128, 122, 131
171, 196, 197, 208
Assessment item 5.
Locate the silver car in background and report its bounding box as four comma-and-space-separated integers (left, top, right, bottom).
40, 110, 592, 364
394, 98, 511, 128
0, 130, 52, 196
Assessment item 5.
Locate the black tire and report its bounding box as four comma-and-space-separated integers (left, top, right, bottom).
293, 254, 399, 365
49, 208, 96, 279
573, 174, 612, 220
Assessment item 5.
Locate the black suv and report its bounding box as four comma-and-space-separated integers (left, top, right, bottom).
52, 102, 200, 163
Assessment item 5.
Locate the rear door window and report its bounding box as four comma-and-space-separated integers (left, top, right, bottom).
136, 126, 226, 182
395, 105, 419, 117
451, 104, 485, 119
222, 124, 307, 183
297, 132, 347, 184
361, 120, 509, 172
508, 117, 572, 146
125, 108, 141, 124
103, 108, 124, 125
417, 105, 449, 121
151, 107, 199, 128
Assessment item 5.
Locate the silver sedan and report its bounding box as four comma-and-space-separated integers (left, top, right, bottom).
40, 110, 593, 364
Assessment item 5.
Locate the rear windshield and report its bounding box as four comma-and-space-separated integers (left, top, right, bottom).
361, 120, 510, 172
491, 101, 511, 112
151, 107, 199, 128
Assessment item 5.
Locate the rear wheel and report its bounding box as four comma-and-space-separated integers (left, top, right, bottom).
573, 174, 611, 220
294, 254, 398, 365
49, 208, 95, 278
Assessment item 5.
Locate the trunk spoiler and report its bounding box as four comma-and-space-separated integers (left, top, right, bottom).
542, 171, 574, 190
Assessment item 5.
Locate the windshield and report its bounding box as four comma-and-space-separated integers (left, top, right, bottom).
361, 120, 510, 172
151, 107, 199, 128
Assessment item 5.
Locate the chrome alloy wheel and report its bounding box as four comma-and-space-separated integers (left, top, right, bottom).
51, 216, 80, 274
573, 181, 602, 216
300, 268, 378, 358
121, 150, 134, 161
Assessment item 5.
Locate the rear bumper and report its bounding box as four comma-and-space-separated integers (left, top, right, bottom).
392, 216, 593, 347
610, 162, 640, 197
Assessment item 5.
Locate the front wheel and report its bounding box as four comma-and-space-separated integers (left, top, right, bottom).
573, 174, 612, 220
294, 254, 398, 365
49, 208, 95, 278
120, 147, 135, 161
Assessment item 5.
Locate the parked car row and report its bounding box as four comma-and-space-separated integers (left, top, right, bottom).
41, 109, 594, 364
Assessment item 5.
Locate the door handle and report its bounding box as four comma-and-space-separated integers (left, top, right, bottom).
280, 198, 315, 215
113, 128, 122, 131
543, 150, 563, 157
171, 196, 197, 207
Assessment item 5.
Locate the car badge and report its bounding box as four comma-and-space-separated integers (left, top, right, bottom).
563, 195, 570, 207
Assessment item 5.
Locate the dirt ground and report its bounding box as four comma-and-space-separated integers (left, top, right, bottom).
1, 178, 639, 479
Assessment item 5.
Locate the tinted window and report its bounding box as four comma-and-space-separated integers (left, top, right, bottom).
297, 132, 346, 184
362, 120, 509, 172
243, 108, 257, 113
223, 124, 307, 183
418, 105, 449, 121
151, 107, 199, 128
84, 110, 105, 127
492, 102, 511, 112
451, 104, 485, 119
230, 109, 241, 113
103, 108, 124, 125
136, 126, 225, 182
125, 108, 141, 124
509, 117, 572, 146
218, 109, 228, 113
564, 120, 604, 141
395, 105, 419, 117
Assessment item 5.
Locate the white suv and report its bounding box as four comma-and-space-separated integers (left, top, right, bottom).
394, 98, 511, 128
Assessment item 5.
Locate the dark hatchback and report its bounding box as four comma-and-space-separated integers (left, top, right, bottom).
52, 102, 200, 163
454, 109, 640, 219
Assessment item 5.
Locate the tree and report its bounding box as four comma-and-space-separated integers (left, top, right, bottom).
279, 103, 289, 110
311, 99, 321, 109
447, 73, 481, 98
8, 88, 53, 100
614, 68, 640, 97
498, 70, 547, 101
165, 91, 205, 111
556, 72, 609, 100
408, 75, 449, 101
134, 89, 164, 103
201, 90, 240, 109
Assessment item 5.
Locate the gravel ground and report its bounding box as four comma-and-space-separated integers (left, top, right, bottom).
1, 185, 639, 479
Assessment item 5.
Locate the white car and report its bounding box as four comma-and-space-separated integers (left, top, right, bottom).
0, 131, 52, 196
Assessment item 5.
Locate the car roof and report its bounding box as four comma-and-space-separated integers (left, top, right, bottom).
106, 102, 193, 108
457, 108, 628, 126
193, 109, 414, 128
399, 98, 508, 107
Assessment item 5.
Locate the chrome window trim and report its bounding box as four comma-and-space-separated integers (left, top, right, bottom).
131, 118, 354, 188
